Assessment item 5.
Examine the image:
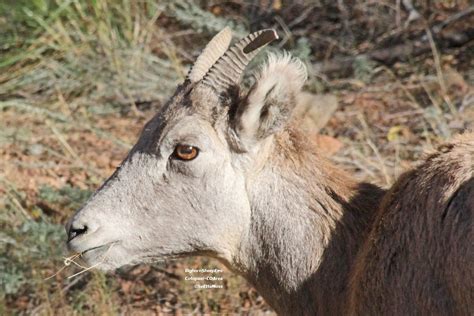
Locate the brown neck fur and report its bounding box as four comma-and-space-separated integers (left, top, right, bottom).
237, 126, 385, 315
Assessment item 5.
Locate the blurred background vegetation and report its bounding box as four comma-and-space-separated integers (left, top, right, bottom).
1, 0, 473, 314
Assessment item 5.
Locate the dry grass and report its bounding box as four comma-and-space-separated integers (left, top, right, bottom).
1, 0, 473, 314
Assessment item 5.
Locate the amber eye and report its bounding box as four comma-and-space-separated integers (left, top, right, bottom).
173, 144, 199, 161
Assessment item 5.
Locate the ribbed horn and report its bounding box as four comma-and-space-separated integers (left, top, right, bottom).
202, 29, 278, 91
187, 27, 233, 83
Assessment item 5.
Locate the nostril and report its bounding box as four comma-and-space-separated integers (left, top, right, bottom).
68, 224, 88, 242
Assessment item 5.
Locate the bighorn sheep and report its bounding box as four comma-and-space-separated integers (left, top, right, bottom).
66, 28, 474, 315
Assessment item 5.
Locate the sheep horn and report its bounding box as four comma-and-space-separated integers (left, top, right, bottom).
187, 27, 233, 83
201, 29, 278, 92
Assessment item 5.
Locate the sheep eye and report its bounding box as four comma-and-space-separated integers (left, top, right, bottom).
173, 144, 199, 161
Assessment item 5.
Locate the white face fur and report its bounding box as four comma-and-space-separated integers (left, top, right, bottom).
66, 52, 307, 271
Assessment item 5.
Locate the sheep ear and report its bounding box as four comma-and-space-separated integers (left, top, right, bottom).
232, 53, 307, 145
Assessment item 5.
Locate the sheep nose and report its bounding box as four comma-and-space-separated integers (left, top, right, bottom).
67, 222, 88, 242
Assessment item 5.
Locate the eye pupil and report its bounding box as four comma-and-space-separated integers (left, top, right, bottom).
174, 144, 198, 160
179, 146, 193, 154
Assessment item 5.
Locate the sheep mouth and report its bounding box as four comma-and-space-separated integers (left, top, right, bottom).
80, 240, 120, 256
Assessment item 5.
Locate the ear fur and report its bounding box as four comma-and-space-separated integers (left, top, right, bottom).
233, 53, 307, 143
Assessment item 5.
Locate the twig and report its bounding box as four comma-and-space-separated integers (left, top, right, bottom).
424, 27, 457, 115
396, 0, 402, 28
432, 5, 474, 33
366, 139, 392, 186
274, 16, 291, 48
402, 0, 421, 26
288, 5, 316, 28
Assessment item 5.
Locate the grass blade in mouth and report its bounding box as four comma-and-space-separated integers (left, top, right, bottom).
67, 243, 115, 280
44, 252, 82, 280
44, 243, 116, 281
